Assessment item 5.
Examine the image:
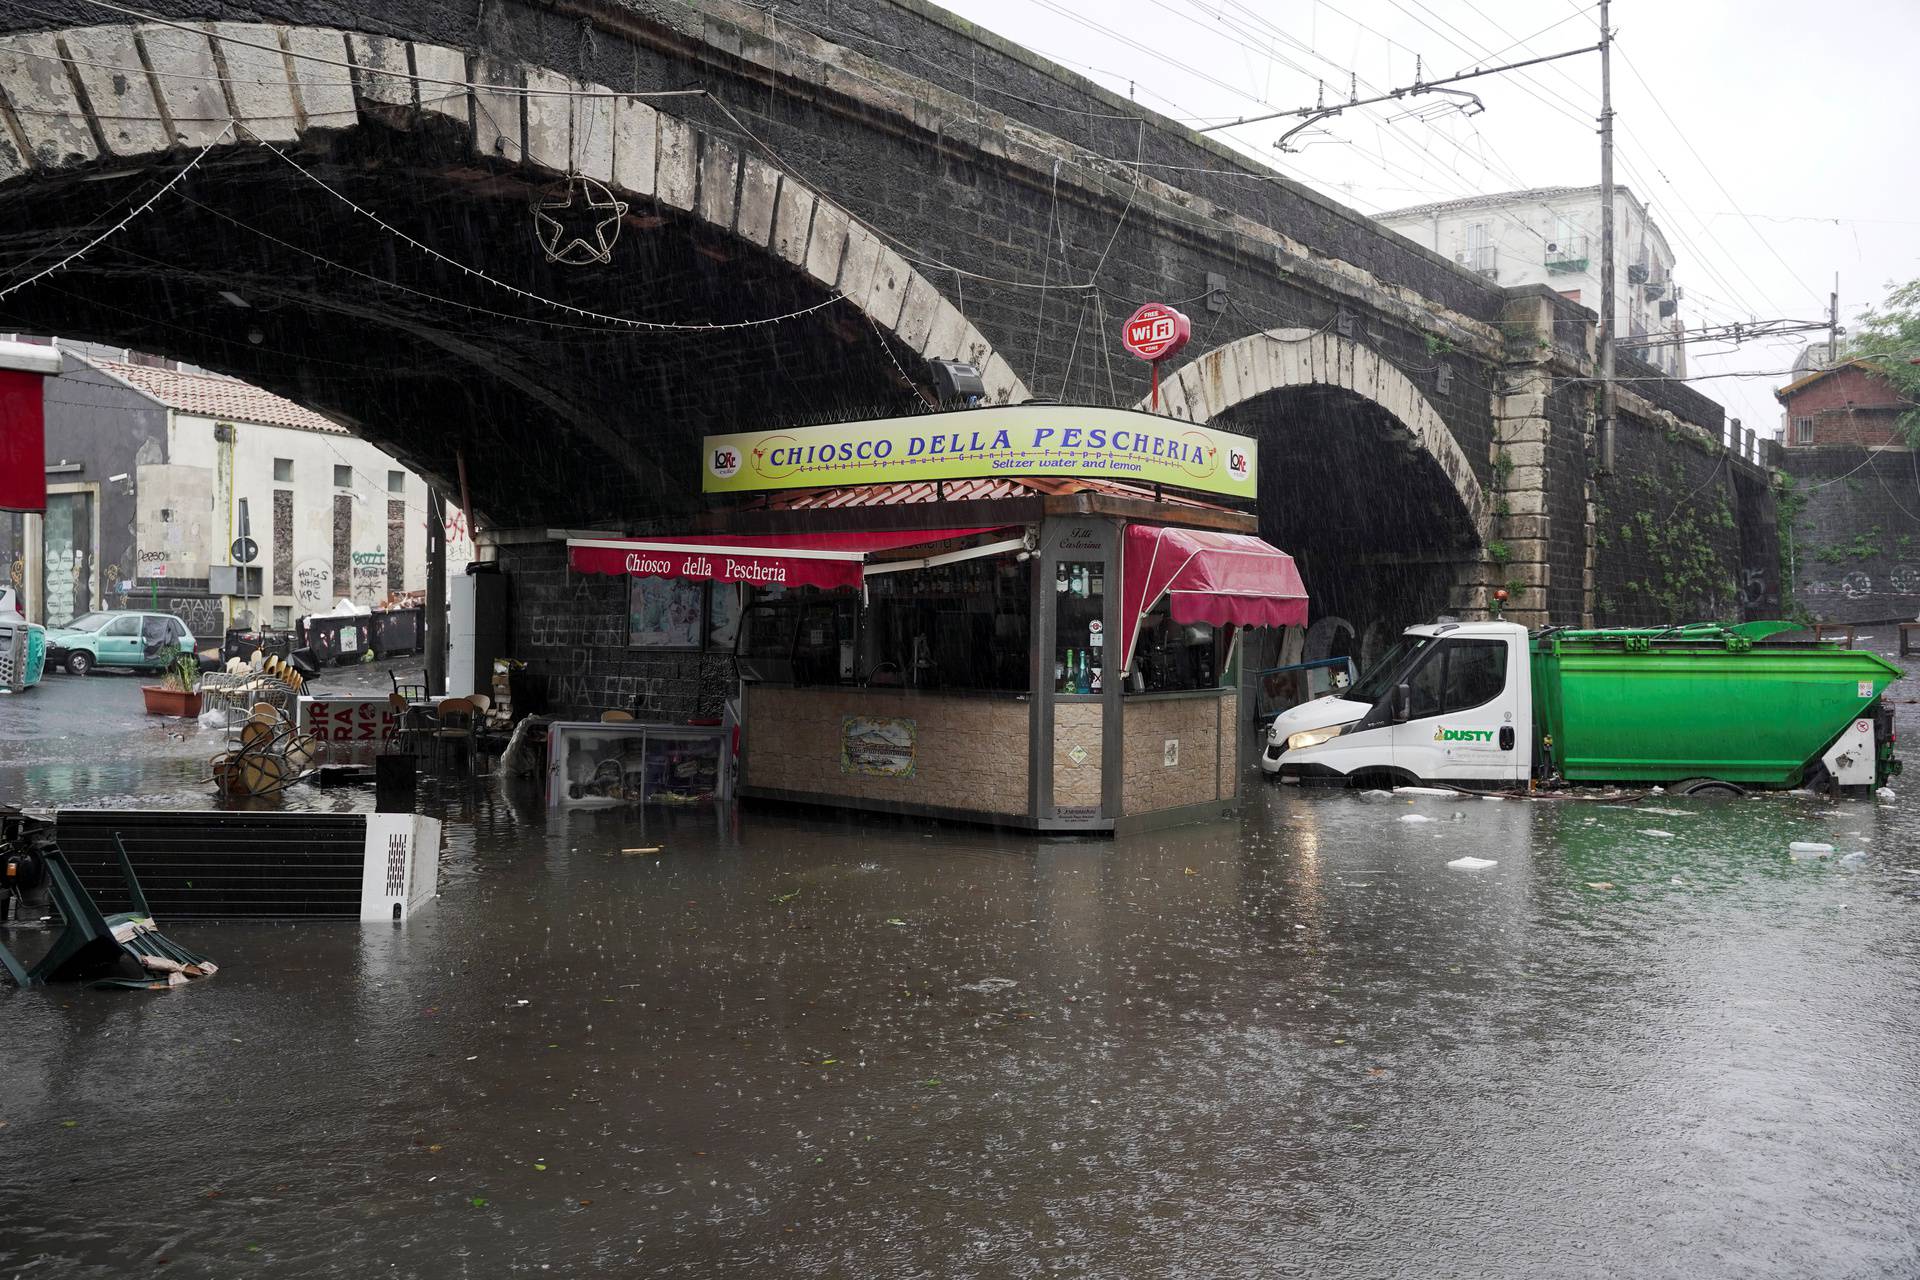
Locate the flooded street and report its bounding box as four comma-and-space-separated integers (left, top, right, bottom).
3, 666, 1918, 1278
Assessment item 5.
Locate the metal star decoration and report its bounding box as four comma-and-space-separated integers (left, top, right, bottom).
532, 176, 628, 266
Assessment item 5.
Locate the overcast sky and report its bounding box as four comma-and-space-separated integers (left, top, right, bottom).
939, 0, 1920, 437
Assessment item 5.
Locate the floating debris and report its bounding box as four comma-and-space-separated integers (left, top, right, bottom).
1447, 856, 1497, 870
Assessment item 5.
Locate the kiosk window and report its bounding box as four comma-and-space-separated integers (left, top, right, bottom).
1127, 605, 1229, 693
1053, 561, 1104, 694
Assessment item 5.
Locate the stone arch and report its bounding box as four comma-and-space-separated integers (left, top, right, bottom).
1135, 328, 1486, 534
0, 21, 1029, 402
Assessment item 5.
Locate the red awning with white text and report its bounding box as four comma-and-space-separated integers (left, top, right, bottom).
567, 528, 1004, 593
1120, 525, 1309, 668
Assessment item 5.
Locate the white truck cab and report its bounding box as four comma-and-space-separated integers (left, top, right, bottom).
1261, 620, 1534, 786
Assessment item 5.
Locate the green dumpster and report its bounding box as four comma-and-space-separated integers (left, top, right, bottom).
1531, 623, 1902, 787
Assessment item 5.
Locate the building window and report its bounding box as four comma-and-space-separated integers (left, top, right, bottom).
387, 470, 405, 493
273, 457, 292, 483
333, 464, 353, 488
1463, 222, 1495, 277
272, 605, 291, 628
1794, 416, 1814, 445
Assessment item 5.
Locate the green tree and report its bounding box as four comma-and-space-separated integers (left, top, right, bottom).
1848, 278, 1920, 442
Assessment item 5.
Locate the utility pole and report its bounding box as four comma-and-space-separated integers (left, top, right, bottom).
1598, 0, 1617, 474
1828, 273, 1840, 365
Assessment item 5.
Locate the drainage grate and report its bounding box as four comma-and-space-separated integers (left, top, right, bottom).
56, 811, 370, 921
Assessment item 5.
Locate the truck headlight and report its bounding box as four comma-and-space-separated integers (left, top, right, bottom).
1286, 725, 1345, 751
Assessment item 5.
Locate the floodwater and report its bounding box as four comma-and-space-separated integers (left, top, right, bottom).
5, 661, 1920, 1278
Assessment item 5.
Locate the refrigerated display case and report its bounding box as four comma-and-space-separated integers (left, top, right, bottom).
545, 721, 728, 808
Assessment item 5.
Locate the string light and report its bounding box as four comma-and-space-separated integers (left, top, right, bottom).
0, 121, 234, 304
238, 124, 852, 333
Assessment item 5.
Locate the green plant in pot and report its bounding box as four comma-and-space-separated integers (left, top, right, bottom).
160, 644, 200, 694
141, 643, 205, 717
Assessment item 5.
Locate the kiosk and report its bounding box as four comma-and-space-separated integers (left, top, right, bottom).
565, 405, 1308, 832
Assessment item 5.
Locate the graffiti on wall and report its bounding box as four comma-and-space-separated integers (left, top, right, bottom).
166, 595, 225, 638
294, 558, 334, 610
350, 549, 387, 602
133, 464, 212, 579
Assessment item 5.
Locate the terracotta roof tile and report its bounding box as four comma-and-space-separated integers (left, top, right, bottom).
90, 359, 346, 434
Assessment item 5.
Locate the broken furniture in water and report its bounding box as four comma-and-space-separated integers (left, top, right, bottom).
0, 829, 217, 991
207, 698, 317, 798
52, 809, 441, 922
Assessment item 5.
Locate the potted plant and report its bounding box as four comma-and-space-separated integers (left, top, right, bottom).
141, 645, 204, 718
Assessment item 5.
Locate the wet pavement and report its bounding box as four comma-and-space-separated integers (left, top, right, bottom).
4, 652, 1920, 1278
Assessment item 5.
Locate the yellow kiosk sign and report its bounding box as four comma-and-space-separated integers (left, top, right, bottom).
702, 405, 1257, 499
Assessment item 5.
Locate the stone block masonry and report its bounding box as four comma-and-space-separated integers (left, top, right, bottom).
492, 540, 730, 722
1777, 447, 1920, 624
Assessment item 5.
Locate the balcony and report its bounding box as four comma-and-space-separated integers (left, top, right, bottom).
1457, 245, 1497, 279
1544, 236, 1589, 274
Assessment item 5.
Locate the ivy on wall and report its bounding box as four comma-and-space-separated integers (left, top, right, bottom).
1772, 473, 1814, 623
1594, 460, 1739, 624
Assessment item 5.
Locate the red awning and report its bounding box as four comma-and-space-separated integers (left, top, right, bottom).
1120, 525, 1309, 667
0, 341, 60, 514
567, 528, 1004, 593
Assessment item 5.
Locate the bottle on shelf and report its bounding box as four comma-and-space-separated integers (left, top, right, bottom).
1055, 649, 1066, 691
1075, 648, 1092, 694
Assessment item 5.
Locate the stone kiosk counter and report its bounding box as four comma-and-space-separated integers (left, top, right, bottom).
561, 406, 1307, 833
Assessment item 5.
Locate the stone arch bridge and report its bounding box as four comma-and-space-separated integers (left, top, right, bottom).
0, 0, 1774, 637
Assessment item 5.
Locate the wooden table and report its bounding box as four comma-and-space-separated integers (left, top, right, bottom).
1812, 623, 1856, 648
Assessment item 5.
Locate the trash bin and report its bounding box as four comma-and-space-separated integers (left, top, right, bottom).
300, 614, 371, 667
371, 606, 424, 658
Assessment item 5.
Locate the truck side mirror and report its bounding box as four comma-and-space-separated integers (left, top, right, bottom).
1393, 683, 1411, 723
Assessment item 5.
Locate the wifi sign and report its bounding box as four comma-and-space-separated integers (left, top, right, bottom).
1121, 303, 1192, 362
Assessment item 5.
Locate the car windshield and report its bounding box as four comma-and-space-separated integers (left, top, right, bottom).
1347, 634, 1434, 705
62, 612, 114, 632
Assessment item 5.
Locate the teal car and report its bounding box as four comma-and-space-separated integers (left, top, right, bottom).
46, 611, 195, 676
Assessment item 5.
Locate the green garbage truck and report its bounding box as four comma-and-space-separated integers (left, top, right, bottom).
1260, 620, 1901, 793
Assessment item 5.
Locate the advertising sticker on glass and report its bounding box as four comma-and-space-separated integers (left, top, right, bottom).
629, 576, 705, 649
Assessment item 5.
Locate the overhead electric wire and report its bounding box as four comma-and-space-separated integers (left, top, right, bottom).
1613, 42, 1825, 312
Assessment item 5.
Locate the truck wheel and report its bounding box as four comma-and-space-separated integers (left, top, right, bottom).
1669, 776, 1744, 797
65, 651, 93, 676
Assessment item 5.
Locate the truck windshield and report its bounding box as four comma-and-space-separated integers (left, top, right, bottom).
1347, 635, 1433, 705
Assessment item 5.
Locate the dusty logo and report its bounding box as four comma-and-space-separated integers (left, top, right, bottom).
1434, 727, 1496, 743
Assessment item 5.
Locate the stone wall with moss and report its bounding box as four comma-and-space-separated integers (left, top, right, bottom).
1591, 415, 1754, 626
1776, 447, 1920, 624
